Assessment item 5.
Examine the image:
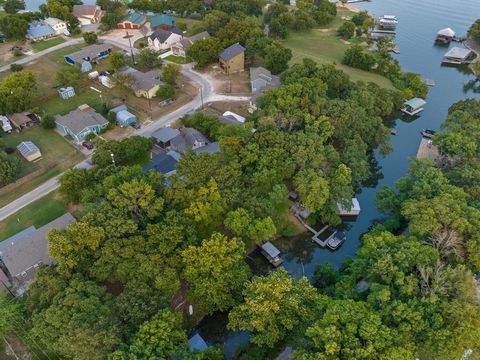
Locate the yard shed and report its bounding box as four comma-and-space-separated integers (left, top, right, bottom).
110, 105, 137, 127
17, 141, 42, 162
151, 127, 180, 148
0, 115, 12, 133
9, 112, 37, 130
58, 86, 76, 100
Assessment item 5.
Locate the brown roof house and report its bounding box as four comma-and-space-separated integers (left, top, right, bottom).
55, 104, 109, 143
219, 43, 245, 75
0, 213, 74, 293
120, 66, 163, 99
72, 5, 104, 26
8, 112, 39, 130
172, 31, 210, 58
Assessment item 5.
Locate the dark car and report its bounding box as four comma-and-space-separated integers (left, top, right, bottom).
82, 141, 94, 150
130, 122, 141, 129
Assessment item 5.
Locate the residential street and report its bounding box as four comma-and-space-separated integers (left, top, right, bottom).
0, 63, 249, 221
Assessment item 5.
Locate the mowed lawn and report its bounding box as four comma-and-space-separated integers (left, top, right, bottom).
31, 37, 66, 53
0, 192, 67, 241
0, 127, 84, 207
282, 10, 395, 90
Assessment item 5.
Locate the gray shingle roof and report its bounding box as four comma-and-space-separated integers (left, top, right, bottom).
65, 44, 112, 64
143, 152, 178, 176
149, 29, 174, 43
152, 127, 180, 143
120, 67, 162, 92
194, 142, 220, 154
189, 31, 210, 43
219, 43, 245, 61
0, 213, 74, 278
55, 105, 108, 135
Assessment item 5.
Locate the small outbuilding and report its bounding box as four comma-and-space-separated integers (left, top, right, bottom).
9, 112, 38, 130
219, 43, 245, 75
109, 105, 137, 127
58, 86, 76, 100
16, 141, 42, 162
436, 27, 455, 43
337, 198, 361, 216
442, 47, 475, 64
401, 98, 426, 116
0, 115, 12, 133
259, 241, 283, 267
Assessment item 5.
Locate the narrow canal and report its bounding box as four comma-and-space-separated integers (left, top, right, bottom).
198, 0, 480, 356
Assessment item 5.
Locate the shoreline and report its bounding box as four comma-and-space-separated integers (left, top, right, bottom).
338, 3, 362, 14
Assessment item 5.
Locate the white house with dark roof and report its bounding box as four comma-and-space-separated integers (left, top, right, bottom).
55, 104, 109, 143
148, 29, 183, 51
0, 213, 74, 292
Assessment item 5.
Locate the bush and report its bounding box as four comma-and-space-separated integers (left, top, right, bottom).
4, 147, 15, 154
107, 111, 116, 124
176, 21, 187, 31
84, 132, 96, 141
13, 49, 22, 57
40, 114, 56, 129
156, 84, 175, 100
82, 31, 98, 45
337, 21, 356, 39
342, 45, 376, 70
10, 63, 23, 72
0, 151, 21, 186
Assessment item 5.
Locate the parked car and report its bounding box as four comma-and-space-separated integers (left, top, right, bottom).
82, 141, 94, 150
130, 122, 141, 129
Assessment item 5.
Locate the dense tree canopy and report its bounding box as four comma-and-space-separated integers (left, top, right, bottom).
0, 71, 37, 115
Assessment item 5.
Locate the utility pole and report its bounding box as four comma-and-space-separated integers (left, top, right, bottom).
200, 86, 204, 109
126, 31, 135, 64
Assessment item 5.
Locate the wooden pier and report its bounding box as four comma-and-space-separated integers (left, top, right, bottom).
416, 137, 440, 161
293, 211, 332, 248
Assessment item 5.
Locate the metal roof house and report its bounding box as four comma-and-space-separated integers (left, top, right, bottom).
0, 213, 74, 290
151, 127, 181, 148
401, 98, 427, 116
150, 14, 176, 30
442, 47, 475, 64
55, 104, 109, 143
436, 27, 455, 43
26, 21, 56, 42
143, 150, 181, 177
259, 241, 283, 267
117, 11, 147, 29
64, 44, 112, 71
194, 142, 220, 155
17, 141, 42, 162
219, 43, 245, 75
109, 105, 137, 127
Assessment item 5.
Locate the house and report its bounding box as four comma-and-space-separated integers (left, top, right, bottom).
8, 112, 38, 130
148, 29, 183, 51
442, 47, 475, 64
171, 127, 209, 154
55, 104, 109, 143
109, 105, 137, 127
117, 12, 147, 29
43, 17, 68, 35
188, 333, 208, 352
401, 98, 427, 116
0, 213, 74, 291
143, 150, 181, 177
219, 43, 245, 75
172, 31, 210, 58
64, 44, 112, 72
259, 241, 283, 267
0, 115, 12, 133
151, 127, 181, 148
120, 67, 163, 98
194, 142, 220, 154
72, 5, 104, 26
150, 14, 176, 31
16, 141, 42, 162
58, 86, 76, 100
26, 21, 56, 42
337, 198, 361, 216
250, 66, 280, 94
436, 27, 455, 43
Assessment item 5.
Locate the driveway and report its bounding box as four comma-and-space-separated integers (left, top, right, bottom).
100, 27, 148, 51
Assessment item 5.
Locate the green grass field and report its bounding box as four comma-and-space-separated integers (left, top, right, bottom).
0, 192, 67, 241
282, 10, 395, 90
31, 37, 66, 53
164, 55, 187, 64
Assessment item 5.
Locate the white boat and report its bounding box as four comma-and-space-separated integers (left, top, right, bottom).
326, 231, 346, 251
379, 15, 398, 30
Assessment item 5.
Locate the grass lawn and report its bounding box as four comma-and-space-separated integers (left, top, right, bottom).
31, 37, 66, 53
282, 9, 395, 90
0, 192, 67, 241
133, 36, 148, 49
164, 55, 187, 64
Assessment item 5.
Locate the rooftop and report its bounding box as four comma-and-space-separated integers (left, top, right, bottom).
43, 17, 65, 27
65, 44, 112, 64
149, 29, 175, 43
27, 23, 55, 38
438, 27, 455, 37
120, 67, 162, 92
403, 97, 426, 109
143, 151, 180, 176
188, 333, 208, 352
189, 31, 210, 43
72, 4, 102, 17
17, 141, 40, 157
55, 105, 108, 135
219, 43, 246, 61
444, 47, 473, 60
152, 127, 180, 143
260, 241, 280, 258
194, 142, 220, 154
150, 14, 176, 28
121, 11, 146, 25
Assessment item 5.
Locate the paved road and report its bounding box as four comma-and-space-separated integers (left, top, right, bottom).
0, 38, 84, 73
0, 61, 249, 221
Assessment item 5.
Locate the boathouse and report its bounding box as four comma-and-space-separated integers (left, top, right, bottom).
436, 28, 455, 43
337, 198, 361, 216
259, 242, 283, 267
401, 98, 426, 116
442, 47, 475, 64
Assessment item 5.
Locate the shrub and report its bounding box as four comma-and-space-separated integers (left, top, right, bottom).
40, 114, 56, 129
156, 84, 175, 100
337, 21, 356, 39
82, 31, 98, 45
4, 147, 15, 154
10, 63, 23, 72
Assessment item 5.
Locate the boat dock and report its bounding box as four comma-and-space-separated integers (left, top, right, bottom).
372, 29, 396, 35
416, 137, 440, 161
292, 208, 332, 247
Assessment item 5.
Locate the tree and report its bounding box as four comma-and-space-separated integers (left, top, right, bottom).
109, 51, 126, 73
0, 294, 23, 337
156, 84, 175, 100
294, 168, 330, 213
263, 41, 292, 75
468, 19, 480, 42
55, 65, 84, 88
40, 114, 56, 129
3, 0, 25, 13
30, 276, 120, 359
187, 37, 223, 69
10, 63, 23, 72
66, 13, 80, 35
228, 268, 321, 347
337, 20, 356, 39
0, 71, 37, 114
0, 14, 28, 40
82, 31, 97, 44
224, 208, 277, 246
114, 309, 187, 359
162, 64, 180, 86
342, 45, 376, 70
0, 151, 21, 186
182, 233, 250, 314
92, 136, 153, 168
204, 10, 230, 35
137, 48, 162, 70
98, 0, 125, 30
58, 168, 93, 203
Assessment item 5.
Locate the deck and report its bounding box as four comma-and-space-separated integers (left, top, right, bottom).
416, 137, 440, 161
292, 211, 332, 247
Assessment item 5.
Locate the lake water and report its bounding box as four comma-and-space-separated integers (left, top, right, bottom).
25, 0, 95, 11
200, 0, 480, 356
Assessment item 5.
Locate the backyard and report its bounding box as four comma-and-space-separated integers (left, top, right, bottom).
282, 8, 395, 90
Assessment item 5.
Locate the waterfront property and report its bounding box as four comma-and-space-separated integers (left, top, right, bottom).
436, 27, 455, 43
109, 105, 137, 127
0, 213, 74, 293
326, 231, 347, 251
337, 198, 361, 216
117, 12, 147, 29
55, 104, 109, 143
259, 241, 283, 267
378, 15, 398, 30
442, 47, 475, 64
219, 43, 246, 75
16, 141, 42, 162
401, 98, 426, 116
